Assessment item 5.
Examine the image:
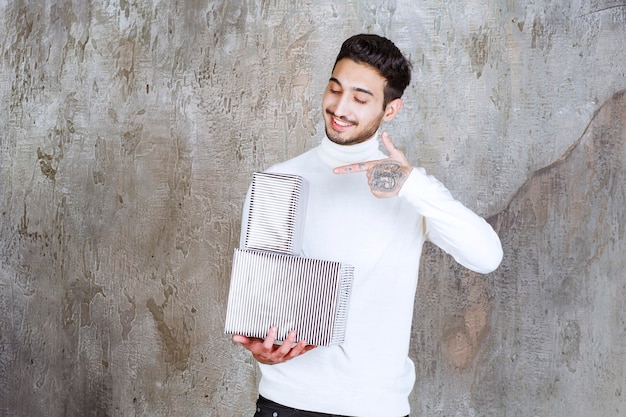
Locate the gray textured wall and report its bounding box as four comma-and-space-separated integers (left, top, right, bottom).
1, 1, 625, 416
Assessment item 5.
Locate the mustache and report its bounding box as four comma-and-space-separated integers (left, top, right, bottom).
325, 109, 357, 125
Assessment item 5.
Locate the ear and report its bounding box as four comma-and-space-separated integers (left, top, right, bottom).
382, 98, 403, 122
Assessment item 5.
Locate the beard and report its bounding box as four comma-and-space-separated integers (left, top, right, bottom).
324, 110, 384, 146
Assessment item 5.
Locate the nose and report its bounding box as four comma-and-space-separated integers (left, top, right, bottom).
332, 92, 351, 118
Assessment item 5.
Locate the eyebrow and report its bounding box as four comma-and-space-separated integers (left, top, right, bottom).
329, 77, 375, 97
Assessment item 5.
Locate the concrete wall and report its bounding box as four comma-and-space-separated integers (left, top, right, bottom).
1, 1, 624, 416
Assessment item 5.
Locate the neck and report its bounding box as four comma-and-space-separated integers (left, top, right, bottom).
317, 134, 381, 168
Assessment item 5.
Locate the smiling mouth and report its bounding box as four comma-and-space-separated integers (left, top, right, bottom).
327, 111, 356, 129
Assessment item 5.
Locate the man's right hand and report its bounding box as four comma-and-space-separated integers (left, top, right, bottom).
232, 326, 316, 365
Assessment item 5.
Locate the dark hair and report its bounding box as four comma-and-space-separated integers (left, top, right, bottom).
333, 34, 412, 108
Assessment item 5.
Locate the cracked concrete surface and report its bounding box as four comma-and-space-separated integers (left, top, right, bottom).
1, 1, 625, 416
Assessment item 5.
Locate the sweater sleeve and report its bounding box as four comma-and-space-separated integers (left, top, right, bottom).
398, 168, 503, 274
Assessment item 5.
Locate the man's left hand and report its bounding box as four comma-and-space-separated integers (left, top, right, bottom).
333, 131, 412, 198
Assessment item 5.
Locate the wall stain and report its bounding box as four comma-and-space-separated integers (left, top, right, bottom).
61, 278, 105, 330
37, 93, 81, 181
169, 131, 194, 258
443, 273, 492, 370
118, 289, 136, 341
146, 286, 191, 371
5, 6, 40, 114
92, 136, 109, 186
37, 148, 56, 180
112, 36, 138, 100
531, 17, 553, 50
121, 123, 144, 156
559, 320, 581, 373
468, 28, 489, 78
513, 18, 525, 32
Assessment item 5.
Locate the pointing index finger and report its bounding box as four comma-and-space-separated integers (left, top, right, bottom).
333, 160, 381, 174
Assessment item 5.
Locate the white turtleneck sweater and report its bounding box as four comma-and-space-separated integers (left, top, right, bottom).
242, 135, 502, 417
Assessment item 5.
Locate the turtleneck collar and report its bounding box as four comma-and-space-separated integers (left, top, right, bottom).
316, 134, 382, 168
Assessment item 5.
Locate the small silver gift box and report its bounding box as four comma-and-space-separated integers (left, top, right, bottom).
243, 172, 309, 255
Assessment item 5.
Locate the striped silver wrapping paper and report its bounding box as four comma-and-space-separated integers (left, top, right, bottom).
225, 172, 354, 346
224, 248, 354, 346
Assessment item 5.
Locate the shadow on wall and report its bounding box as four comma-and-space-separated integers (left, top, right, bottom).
492, 88, 626, 266
483, 88, 626, 412
412, 89, 625, 415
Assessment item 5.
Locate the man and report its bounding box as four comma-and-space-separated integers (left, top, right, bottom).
233, 34, 503, 417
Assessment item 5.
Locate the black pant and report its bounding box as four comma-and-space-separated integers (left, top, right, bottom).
253, 396, 409, 417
